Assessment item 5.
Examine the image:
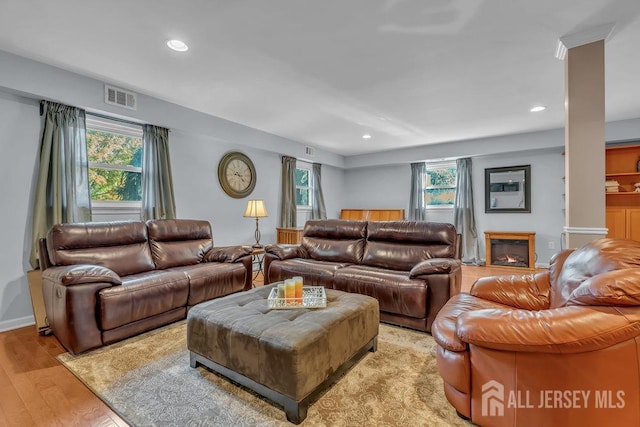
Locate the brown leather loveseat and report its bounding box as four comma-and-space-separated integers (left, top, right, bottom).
432, 238, 640, 426
40, 219, 252, 354
264, 219, 461, 332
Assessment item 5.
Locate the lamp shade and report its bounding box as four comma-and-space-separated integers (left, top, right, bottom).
243, 199, 268, 218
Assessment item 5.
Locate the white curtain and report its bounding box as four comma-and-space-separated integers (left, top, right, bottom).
30, 101, 91, 268
141, 125, 176, 220
408, 162, 427, 221
453, 157, 480, 264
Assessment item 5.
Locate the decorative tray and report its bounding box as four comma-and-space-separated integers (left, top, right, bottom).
268, 286, 327, 309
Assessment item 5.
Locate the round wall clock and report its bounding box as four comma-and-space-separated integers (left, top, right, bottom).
217, 151, 257, 198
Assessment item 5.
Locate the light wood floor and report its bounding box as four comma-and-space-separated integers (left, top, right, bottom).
0, 265, 534, 426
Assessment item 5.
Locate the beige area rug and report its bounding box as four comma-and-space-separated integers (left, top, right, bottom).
58, 321, 471, 426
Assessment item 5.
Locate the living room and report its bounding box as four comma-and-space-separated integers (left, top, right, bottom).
2, 2, 640, 426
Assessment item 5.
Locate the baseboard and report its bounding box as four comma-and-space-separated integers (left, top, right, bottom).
0, 315, 35, 333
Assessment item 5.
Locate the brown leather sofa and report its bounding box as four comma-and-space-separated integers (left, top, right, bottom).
432, 238, 640, 426
264, 219, 462, 332
40, 219, 252, 354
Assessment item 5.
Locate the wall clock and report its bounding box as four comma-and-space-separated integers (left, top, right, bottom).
217, 151, 257, 198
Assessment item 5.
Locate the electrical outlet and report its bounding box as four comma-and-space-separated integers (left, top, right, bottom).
548, 241, 555, 250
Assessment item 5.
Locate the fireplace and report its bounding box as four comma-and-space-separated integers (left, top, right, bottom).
484, 231, 536, 269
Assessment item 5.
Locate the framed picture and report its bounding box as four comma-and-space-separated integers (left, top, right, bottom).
485, 165, 531, 213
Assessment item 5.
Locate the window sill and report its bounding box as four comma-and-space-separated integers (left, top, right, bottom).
425, 206, 454, 211
92, 201, 142, 217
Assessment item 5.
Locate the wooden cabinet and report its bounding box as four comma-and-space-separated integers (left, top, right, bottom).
606, 207, 640, 240
276, 227, 303, 244
605, 144, 640, 242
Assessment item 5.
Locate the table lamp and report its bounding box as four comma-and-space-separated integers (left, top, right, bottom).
244, 199, 268, 248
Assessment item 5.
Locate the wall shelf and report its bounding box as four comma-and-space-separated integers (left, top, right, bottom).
606, 144, 640, 241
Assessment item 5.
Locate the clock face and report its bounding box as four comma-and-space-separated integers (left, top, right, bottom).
218, 152, 257, 198
225, 159, 253, 192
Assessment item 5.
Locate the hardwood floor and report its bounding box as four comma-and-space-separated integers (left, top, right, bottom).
0, 265, 538, 426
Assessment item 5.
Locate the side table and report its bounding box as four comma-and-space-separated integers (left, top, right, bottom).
244, 246, 265, 286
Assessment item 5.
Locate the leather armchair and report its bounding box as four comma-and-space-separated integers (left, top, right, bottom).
432, 238, 640, 427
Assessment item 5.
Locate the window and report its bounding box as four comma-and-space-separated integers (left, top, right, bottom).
295, 163, 313, 209
424, 161, 457, 209
86, 115, 143, 218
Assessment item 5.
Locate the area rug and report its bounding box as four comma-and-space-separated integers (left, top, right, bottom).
58, 321, 470, 426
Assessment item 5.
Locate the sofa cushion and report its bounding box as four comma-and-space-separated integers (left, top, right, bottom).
99, 270, 189, 330
334, 265, 428, 318
175, 263, 247, 306
363, 221, 456, 271
47, 221, 155, 276
301, 219, 366, 264
267, 258, 349, 288
551, 238, 640, 308
567, 268, 640, 306
147, 219, 213, 269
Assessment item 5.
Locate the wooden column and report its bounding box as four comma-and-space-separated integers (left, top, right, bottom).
563, 37, 608, 248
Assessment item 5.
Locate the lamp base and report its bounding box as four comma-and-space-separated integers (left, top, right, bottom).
252, 243, 263, 249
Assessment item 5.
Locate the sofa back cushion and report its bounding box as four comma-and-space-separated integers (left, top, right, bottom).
147, 219, 213, 269
301, 219, 367, 264
550, 238, 640, 308
46, 221, 155, 276
363, 221, 457, 271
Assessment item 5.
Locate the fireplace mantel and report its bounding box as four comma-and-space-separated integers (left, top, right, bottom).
484, 231, 536, 270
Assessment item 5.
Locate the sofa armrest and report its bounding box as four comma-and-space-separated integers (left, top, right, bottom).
264, 244, 307, 260
42, 264, 121, 286
410, 258, 461, 278
456, 305, 640, 353
469, 272, 551, 310
204, 246, 252, 262
42, 265, 121, 354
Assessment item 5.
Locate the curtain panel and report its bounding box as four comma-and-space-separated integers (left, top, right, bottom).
408, 162, 427, 221
141, 125, 176, 221
453, 157, 480, 264
30, 101, 92, 268
311, 163, 327, 220
280, 156, 297, 227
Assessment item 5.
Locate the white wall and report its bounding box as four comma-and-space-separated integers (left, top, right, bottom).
0, 51, 347, 330
1, 49, 639, 330
473, 149, 565, 265
0, 91, 41, 329
344, 147, 565, 266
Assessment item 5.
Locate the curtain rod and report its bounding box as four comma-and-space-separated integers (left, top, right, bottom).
40, 100, 168, 131
86, 111, 145, 128
86, 111, 169, 132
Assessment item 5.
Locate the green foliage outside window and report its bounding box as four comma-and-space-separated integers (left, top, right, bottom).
87, 129, 142, 201
295, 168, 310, 206
424, 164, 457, 207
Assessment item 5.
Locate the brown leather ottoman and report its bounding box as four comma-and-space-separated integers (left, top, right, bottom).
187, 284, 379, 424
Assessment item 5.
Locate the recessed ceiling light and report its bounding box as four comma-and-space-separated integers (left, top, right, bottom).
530, 105, 546, 112
167, 39, 188, 52
362, 134, 372, 139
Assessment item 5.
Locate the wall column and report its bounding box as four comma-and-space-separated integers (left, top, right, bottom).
561, 27, 612, 248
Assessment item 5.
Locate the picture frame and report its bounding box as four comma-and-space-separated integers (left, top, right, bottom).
484, 165, 531, 213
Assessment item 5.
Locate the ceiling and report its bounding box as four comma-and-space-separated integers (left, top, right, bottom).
1, 1, 639, 156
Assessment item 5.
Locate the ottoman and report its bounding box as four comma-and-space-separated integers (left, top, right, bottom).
187, 284, 379, 423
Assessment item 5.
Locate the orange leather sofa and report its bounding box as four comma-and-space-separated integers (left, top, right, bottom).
432, 238, 640, 426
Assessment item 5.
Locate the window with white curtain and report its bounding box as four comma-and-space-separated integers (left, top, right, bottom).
86, 115, 143, 219
424, 161, 457, 209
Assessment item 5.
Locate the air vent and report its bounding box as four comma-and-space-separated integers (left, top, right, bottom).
104, 84, 137, 110
305, 146, 316, 156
